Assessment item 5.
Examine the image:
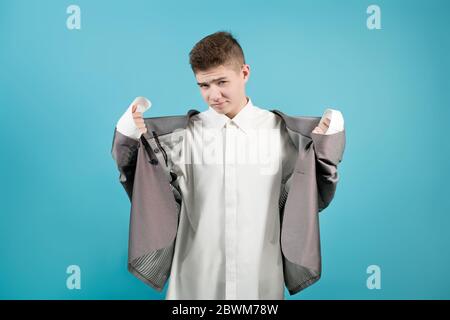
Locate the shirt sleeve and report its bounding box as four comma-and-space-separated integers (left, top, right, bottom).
322, 108, 344, 135
116, 103, 141, 140
116, 97, 151, 140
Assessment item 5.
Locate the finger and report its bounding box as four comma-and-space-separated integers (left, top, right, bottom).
132, 97, 152, 113
318, 122, 327, 131
131, 104, 137, 113
319, 119, 329, 130
132, 112, 142, 118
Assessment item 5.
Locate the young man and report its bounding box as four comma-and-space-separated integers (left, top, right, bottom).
112, 31, 345, 299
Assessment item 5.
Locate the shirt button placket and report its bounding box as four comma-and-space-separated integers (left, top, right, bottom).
224, 121, 237, 300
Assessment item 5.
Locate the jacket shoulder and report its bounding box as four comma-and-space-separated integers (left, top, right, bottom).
143, 109, 200, 136
271, 109, 321, 137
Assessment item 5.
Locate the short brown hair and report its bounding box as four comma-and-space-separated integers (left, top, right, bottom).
189, 31, 245, 73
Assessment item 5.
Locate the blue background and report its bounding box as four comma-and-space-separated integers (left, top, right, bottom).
1, 0, 449, 299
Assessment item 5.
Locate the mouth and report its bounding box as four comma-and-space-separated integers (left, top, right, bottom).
211, 101, 227, 107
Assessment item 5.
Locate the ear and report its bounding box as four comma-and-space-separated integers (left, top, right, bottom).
242, 64, 250, 83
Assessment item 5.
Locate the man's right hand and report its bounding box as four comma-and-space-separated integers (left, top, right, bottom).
116, 96, 152, 140
132, 103, 147, 135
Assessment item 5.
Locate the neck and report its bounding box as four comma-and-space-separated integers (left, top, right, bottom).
226, 96, 249, 119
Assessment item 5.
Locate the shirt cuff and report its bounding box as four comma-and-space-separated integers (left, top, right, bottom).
116, 97, 151, 140
322, 108, 344, 135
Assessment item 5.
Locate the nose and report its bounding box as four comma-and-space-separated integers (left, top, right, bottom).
208, 86, 222, 102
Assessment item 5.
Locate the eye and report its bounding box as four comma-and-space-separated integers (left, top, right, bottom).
199, 84, 209, 89
218, 81, 227, 86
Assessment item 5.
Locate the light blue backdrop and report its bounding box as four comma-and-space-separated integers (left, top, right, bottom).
1, 0, 449, 299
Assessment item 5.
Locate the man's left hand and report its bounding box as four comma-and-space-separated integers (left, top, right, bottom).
312, 115, 330, 134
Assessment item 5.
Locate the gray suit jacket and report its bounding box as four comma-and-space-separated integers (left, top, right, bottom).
111, 109, 346, 296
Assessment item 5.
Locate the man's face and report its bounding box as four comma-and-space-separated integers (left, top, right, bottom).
195, 63, 250, 117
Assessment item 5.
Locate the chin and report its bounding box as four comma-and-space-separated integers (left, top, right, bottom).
211, 104, 228, 114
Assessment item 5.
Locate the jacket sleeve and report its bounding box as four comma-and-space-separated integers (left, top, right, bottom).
111, 127, 140, 201
311, 129, 346, 212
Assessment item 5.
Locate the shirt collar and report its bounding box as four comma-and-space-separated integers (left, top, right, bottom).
205, 97, 258, 134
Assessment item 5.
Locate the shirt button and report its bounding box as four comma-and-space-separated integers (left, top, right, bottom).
154, 148, 160, 153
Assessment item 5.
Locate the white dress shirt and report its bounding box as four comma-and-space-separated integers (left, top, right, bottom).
116, 98, 344, 299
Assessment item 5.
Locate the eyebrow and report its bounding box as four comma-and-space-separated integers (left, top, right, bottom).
197, 77, 228, 86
